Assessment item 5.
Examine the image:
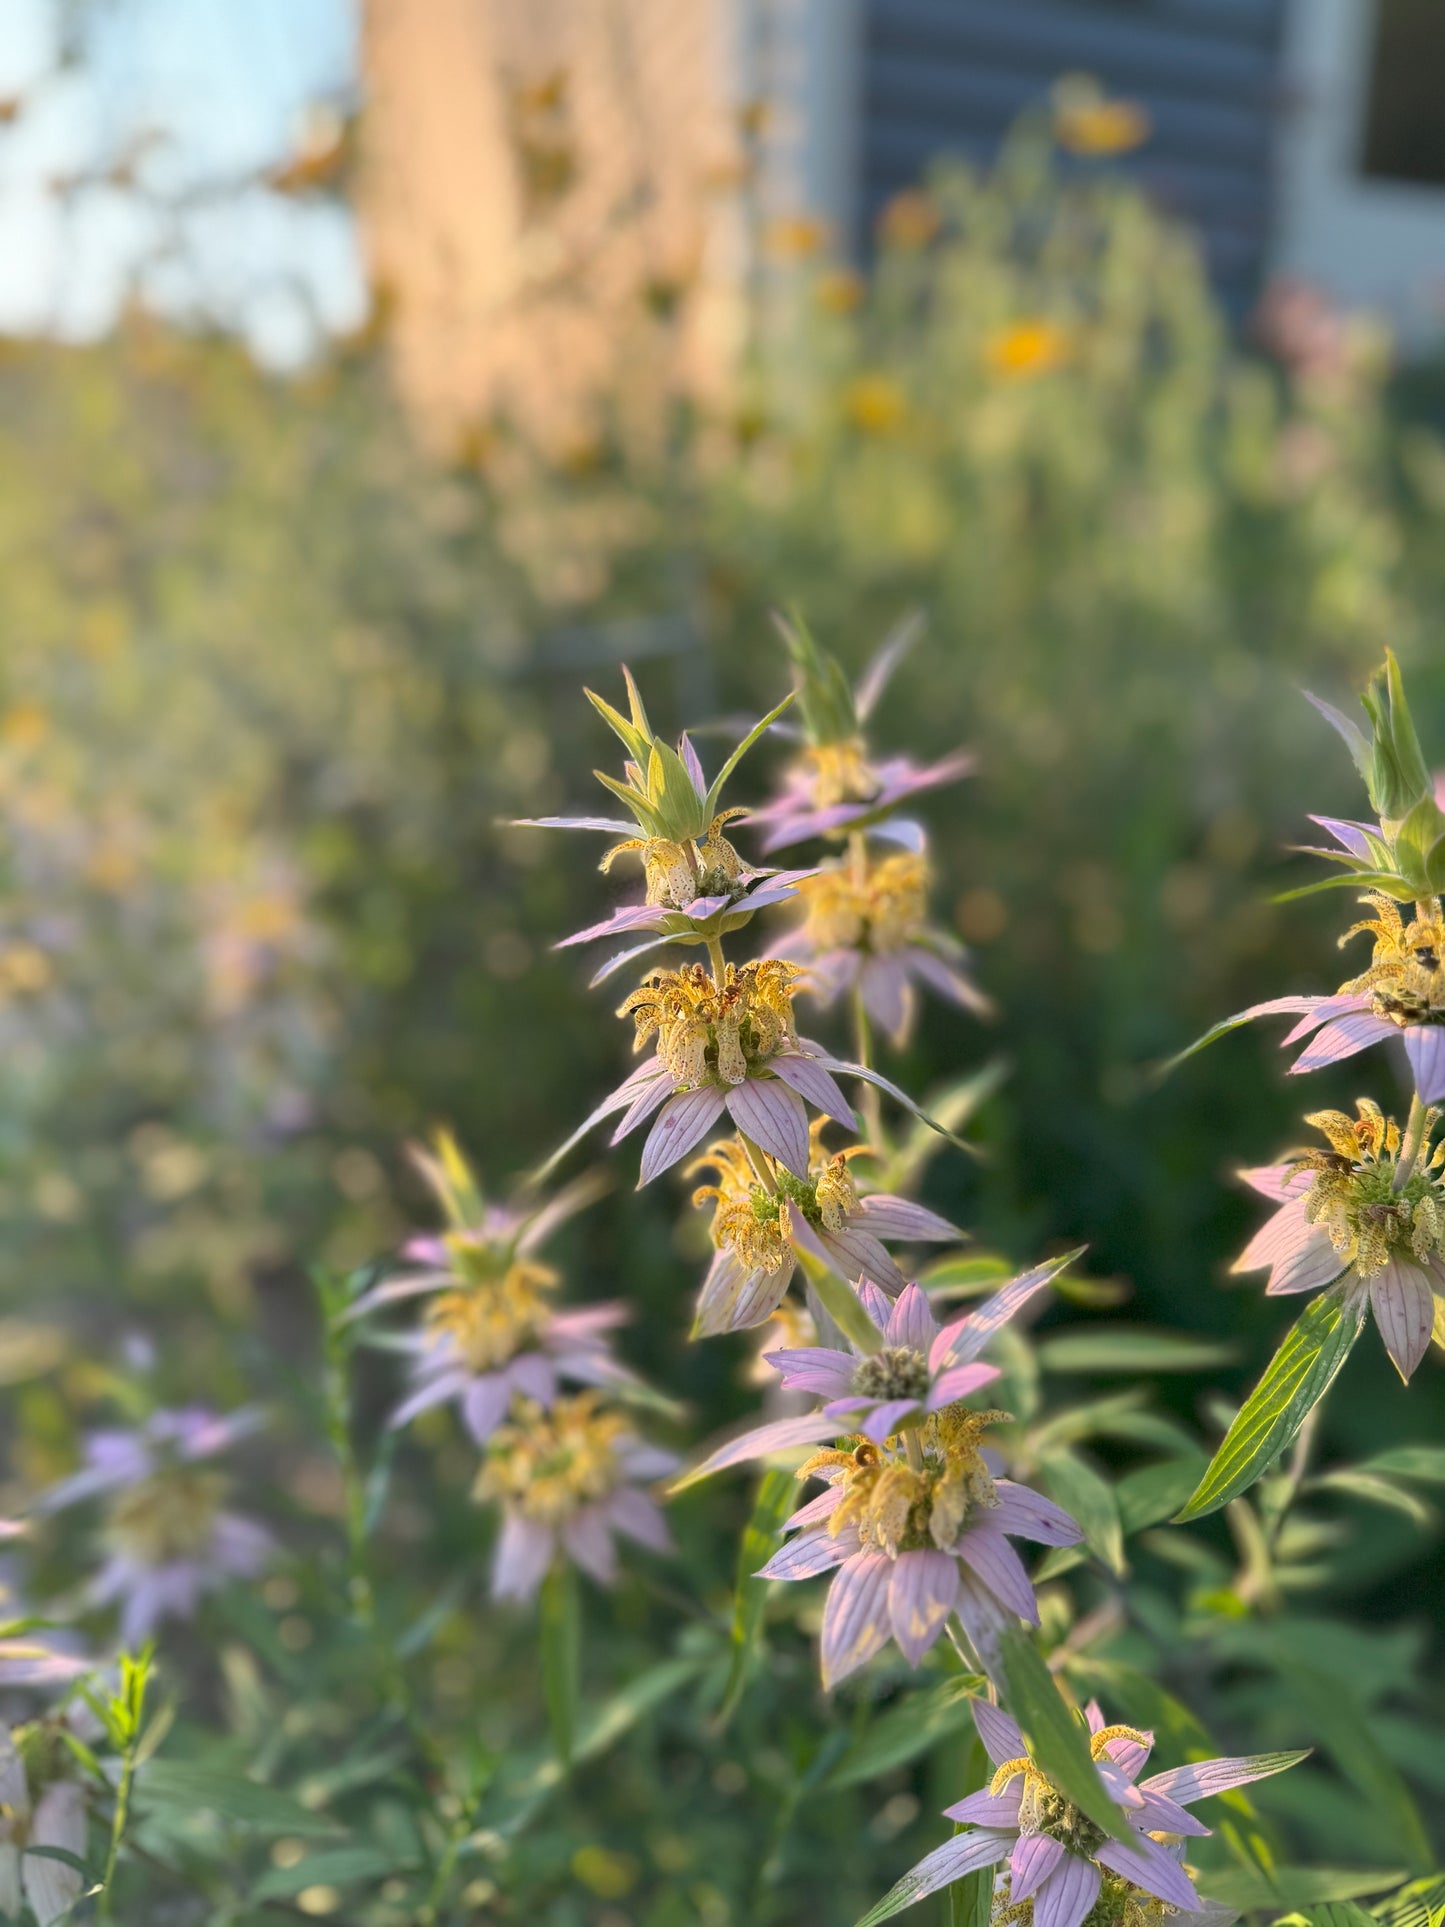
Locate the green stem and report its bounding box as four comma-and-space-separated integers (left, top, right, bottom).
738, 1131, 779, 1193
98, 1731, 141, 1920
851, 983, 885, 1148
903, 1427, 926, 1473
707, 933, 727, 988
800, 1250, 886, 1354
1394, 1088, 1428, 1192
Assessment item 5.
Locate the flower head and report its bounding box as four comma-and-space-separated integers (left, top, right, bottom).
681, 1256, 1083, 1685
1233, 1098, 1445, 1380
347, 1136, 627, 1442
746, 615, 973, 853
1053, 75, 1151, 156
872, 1696, 1303, 1927
36, 1408, 271, 1645
476, 1392, 675, 1599
786, 849, 990, 1043
688, 1122, 958, 1334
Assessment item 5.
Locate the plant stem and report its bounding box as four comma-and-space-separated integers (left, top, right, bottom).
904, 1428, 926, 1473
851, 983, 885, 1148
738, 1130, 778, 1193
707, 933, 727, 988
98, 1728, 141, 1920
1394, 1088, 1428, 1191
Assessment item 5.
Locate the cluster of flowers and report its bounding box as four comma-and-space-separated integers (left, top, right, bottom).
1191, 652, 1445, 1380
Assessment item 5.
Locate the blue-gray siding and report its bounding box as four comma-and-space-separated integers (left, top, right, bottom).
859, 0, 1287, 310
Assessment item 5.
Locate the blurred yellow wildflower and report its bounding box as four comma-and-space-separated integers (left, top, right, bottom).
984, 320, 1072, 380
764, 215, 828, 261
877, 190, 941, 251
815, 269, 865, 315
0, 702, 48, 749
1053, 75, 1151, 156
843, 374, 908, 435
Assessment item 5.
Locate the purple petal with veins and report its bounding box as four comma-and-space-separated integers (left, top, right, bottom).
819, 1224, 909, 1295
511, 814, 638, 834
943, 1784, 1023, 1827
686, 1411, 843, 1482
1032, 1853, 1101, 1927
820, 1550, 894, 1686
956, 1524, 1039, 1621
927, 1362, 1002, 1408
1291, 1010, 1397, 1072
1404, 1024, 1445, 1101
726, 1077, 811, 1176
770, 1051, 858, 1127
1012, 1835, 1067, 1902
785, 1486, 846, 1530
1237, 1164, 1311, 1202
886, 1283, 937, 1352
1141, 1753, 1301, 1806
765, 1346, 858, 1397
1370, 1257, 1436, 1381
1095, 1837, 1198, 1913
610, 1068, 680, 1144
930, 1256, 1065, 1369
639, 1086, 727, 1184
757, 1524, 858, 1581
854, 1195, 960, 1240
1308, 814, 1376, 858
887, 1548, 958, 1664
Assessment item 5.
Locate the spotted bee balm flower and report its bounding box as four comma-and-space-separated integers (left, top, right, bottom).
514, 667, 811, 975
1234, 1097, 1445, 1380
869, 1697, 1304, 1927
35, 1408, 271, 1646
476, 1391, 676, 1600
746, 615, 973, 854
786, 846, 990, 1044
346, 1136, 631, 1443
682, 1258, 1083, 1684
688, 1121, 958, 1334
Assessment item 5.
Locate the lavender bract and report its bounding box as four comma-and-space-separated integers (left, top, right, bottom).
0, 1718, 87, 1927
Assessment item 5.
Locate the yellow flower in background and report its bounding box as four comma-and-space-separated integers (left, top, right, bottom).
764, 214, 829, 261
877, 189, 940, 251
984, 319, 1072, 380
1053, 73, 1151, 156
843, 373, 908, 435
815, 269, 865, 315
0, 701, 48, 749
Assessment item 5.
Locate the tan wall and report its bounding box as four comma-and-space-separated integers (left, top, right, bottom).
359, 0, 756, 457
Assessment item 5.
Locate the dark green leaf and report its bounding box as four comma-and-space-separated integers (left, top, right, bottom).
137, 1762, 344, 1836
1115, 1457, 1209, 1535
996, 1625, 1133, 1844
1275, 1660, 1432, 1872
1196, 1868, 1403, 1911
1360, 1445, 1445, 1485
1176, 1287, 1366, 1521
717, 1468, 796, 1725
252, 1845, 414, 1900
826, 1679, 983, 1790
1040, 1451, 1124, 1575
1038, 1327, 1236, 1374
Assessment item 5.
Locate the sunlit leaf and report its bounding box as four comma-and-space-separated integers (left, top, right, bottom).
1038, 1327, 1236, 1374
1176, 1287, 1366, 1521
996, 1625, 1133, 1844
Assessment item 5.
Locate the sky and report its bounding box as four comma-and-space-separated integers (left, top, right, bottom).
0, 0, 367, 366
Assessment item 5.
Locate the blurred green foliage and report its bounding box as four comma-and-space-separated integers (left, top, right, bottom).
2, 139, 1444, 1918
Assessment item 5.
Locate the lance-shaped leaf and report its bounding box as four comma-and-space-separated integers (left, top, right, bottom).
996, 1624, 1135, 1845
703, 688, 797, 820
715, 1469, 796, 1726
1175, 1285, 1367, 1522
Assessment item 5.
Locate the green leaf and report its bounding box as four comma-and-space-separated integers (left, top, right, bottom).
716, 1469, 796, 1726
1284, 1904, 1382, 1927
1373, 1873, 1445, 1927
137, 1762, 344, 1836
996, 1624, 1133, 1844
1176, 1286, 1366, 1521
1038, 1327, 1236, 1374
1311, 1468, 1435, 1525
1271, 871, 1414, 904
1358, 1444, 1445, 1484
1275, 1659, 1432, 1872
1060, 1659, 1212, 1756
540, 1562, 581, 1767
826, 1679, 984, 1790
1115, 1456, 1210, 1535
703, 688, 797, 819
1040, 1450, 1124, 1575
1197, 1868, 1403, 1911
252, 1845, 413, 1900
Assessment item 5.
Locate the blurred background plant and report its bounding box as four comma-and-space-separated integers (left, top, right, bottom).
0, 0, 1444, 1919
